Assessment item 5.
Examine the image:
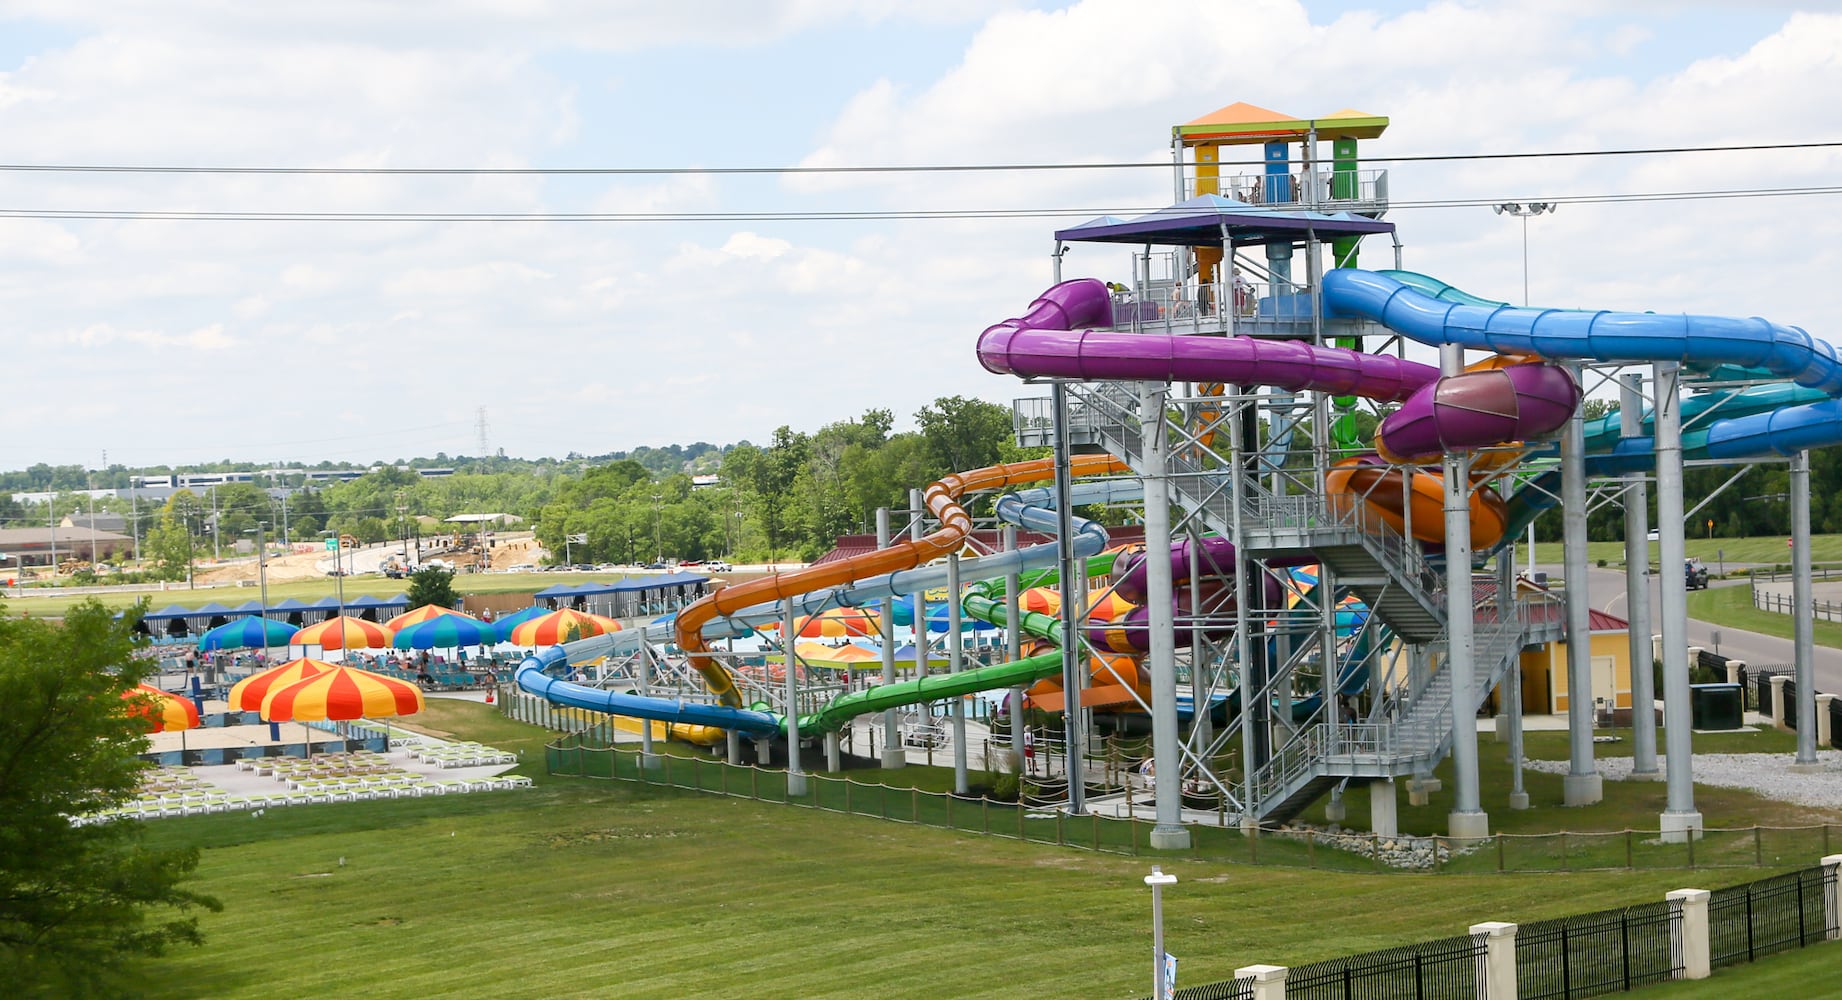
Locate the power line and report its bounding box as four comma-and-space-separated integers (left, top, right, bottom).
1, 182, 1839, 224
0, 140, 1836, 176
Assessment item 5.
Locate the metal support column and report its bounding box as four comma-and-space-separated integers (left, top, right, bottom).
1442, 344, 1487, 841
1791, 450, 1821, 769
1561, 361, 1603, 806
1003, 525, 1026, 770
1654, 362, 1702, 840
1621, 373, 1659, 778
1142, 383, 1189, 849
948, 553, 969, 794
782, 598, 806, 797
1500, 550, 1529, 809
876, 507, 904, 768
638, 640, 660, 770
1052, 380, 1085, 815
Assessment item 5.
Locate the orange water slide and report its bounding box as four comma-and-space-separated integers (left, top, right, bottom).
1325, 459, 1508, 549
673, 454, 1134, 707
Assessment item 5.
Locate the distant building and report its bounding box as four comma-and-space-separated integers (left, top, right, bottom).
0, 526, 133, 566
61, 512, 127, 533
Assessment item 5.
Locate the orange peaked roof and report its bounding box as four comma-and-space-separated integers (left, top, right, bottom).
1177, 103, 1388, 144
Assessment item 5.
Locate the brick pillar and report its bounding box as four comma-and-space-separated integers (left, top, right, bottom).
1769, 675, 1790, 731
1724, 659, 1745, 686
1816, 694, 1835, 749
1667, 889, 1711, 980
1235, 964, 1287, 1000
1469, 922, 1518, 1000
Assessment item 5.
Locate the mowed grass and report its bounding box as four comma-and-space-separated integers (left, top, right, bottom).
1529, 534, 1842, 569
1686, 582, 1842, 648
1630, 945, 1842, 997
129, 702, 1786, 1000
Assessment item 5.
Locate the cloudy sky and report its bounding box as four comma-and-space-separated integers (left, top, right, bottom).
3, 0, 1839, 470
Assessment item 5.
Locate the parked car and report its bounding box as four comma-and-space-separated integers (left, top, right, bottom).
1685, 557, 1709, 590
506, 563, 537, 573
706, 560, 733, 573
644, 560, 669, 570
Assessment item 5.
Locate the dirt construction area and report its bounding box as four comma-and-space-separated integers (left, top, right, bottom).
191, 533, 544, 586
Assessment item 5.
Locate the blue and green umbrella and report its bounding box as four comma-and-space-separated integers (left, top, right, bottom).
393, 614, 499, 650
196, 615, 299, 651
493, 606, 549, 643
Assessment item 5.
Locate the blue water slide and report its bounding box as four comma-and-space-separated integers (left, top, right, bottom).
1323, 269, 1842, 395
514, 646, 781, 735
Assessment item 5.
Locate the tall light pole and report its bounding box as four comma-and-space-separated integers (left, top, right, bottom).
651, 492, 664, 563
1492, 201, 1555, 307
1145, 866, 1178, 999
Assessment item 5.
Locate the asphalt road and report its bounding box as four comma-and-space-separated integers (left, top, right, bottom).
1557, 563, 1842, 695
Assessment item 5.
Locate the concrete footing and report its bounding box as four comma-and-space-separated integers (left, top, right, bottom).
1563, 771, 1603, 806
1507, 791, 1530, 810
1371, 778, 1398, 838
1660, 809, 1705, 843
1406, 777, 1441, 807
1325, 796, 1347, 823
1150, 824, 1192, 850
1449, 810, 1490, 840
880, 749, 906, 768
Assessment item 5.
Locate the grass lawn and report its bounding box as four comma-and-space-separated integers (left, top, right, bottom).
128, 701, 1793, 1000
1, 570, 614, 619
1686, 582, 1842, 649
1630, 943, 1842, 997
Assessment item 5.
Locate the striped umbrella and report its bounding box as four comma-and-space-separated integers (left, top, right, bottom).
1084, 590, 1137, 622
260, 665, 425, 723
790, 640, 881, 669
196, 615, 299, 651
228, 657, 337, 712
507, 608, 623, 646
780, 607, 882, 638
1018, 587, 1062, 616
392, 614, 498, 650
121, 684, 200, 733
890, 595, 996, 633
385, 604, 468, 631
292, 615, 395, 650
492, 606, 549, 643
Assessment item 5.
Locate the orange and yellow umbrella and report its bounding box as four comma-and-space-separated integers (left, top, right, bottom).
1085, 590, 1137, 622
260, 665, 425, 724
121, 684, 200, 733
227, 657, 336, 712
1018, 587, 1062, 617
384, 604, 471, 631
791, 640, 881, 669
780, 607, 882, 638
292, 615, 395, 650
507, 608, 623, 646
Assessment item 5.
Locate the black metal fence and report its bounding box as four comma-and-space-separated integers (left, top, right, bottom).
1708, 865, 1836, 968
1515, 900, 1680, 999
1283, 934, 1485, 1000
1167, 976, 1254, 1000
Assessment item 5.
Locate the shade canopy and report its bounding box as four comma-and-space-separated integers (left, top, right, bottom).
291, 615, 395, 650
227, 658, 336, 712
196, 615, 299, 651
392, 614, 498, 650
121, 684, 200, 733
385, 604, 469, 631
507, 608, 622, 646
260, 665, 425, 723
780, 607, 882, 638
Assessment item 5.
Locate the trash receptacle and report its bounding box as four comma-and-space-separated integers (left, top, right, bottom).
1690, 683, 1744, 731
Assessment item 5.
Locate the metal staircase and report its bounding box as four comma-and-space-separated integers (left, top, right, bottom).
1047, 378, 1541, 823
1246, 608, 1529, 824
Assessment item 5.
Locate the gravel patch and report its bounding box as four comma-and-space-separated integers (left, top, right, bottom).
1521, 751, 1842, 808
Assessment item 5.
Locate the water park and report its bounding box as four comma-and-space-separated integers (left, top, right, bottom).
509, 100, 1842, 861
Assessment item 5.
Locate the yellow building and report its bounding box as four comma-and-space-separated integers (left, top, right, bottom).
1518, 605, 1633, 715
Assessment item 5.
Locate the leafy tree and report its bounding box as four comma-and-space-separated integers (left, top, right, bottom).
405, 566, 459, 611
143, 516, 192, 583
0, 601, 221, 995
915, 395, 1013, 477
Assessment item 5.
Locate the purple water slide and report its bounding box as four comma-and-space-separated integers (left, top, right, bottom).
1111, 535, 1238, 603
978, 279, 1436, 403
1376, 362, 1581, 461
